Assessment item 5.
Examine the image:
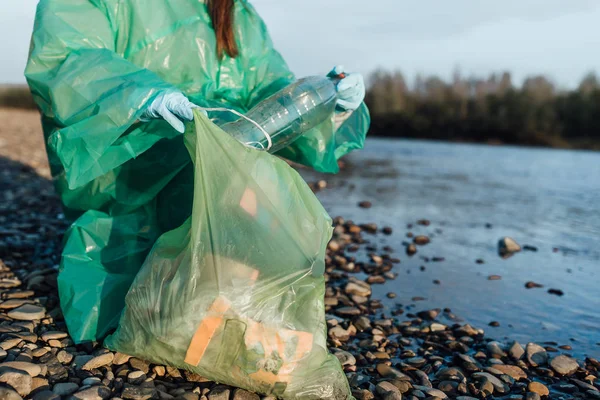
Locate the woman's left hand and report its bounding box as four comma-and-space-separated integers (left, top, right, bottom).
328, 65, 365, 111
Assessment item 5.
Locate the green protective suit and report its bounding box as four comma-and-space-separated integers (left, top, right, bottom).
25, 0, 370, 343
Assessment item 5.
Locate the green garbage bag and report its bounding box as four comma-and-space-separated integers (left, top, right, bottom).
105, 110, 351, 399
25, 0, 370, 342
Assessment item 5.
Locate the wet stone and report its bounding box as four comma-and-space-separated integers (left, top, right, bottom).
508, 341, 525, 360
550, 354, 579, 375
525, 393, 541, 400
527, 382, 549, 396
335, 307, 361, 317
413, 236, 430, 246
345, 281, 371, 297
0, 339, 22, 351
492, 364, 527, 380
526, 343, 548, 367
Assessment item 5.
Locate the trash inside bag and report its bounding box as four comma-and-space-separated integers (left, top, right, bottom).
105, 110, 351, 399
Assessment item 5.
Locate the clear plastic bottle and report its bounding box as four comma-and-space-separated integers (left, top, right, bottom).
220, 75, 341, 153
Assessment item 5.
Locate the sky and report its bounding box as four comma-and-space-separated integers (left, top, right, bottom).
2, 0, 600, 88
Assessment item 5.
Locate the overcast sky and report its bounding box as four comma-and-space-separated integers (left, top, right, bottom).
2, 0, 599, 88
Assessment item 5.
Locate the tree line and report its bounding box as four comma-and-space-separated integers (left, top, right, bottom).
364, 70, 600, 149
3, 70, 600, 149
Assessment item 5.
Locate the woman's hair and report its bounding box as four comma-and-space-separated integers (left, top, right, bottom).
207, 0, 239, 58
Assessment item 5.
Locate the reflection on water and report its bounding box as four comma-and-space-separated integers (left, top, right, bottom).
300, 138, 600, 358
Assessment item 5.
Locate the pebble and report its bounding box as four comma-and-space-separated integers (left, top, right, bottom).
0, 361, 42, 376
548, 288, 564, 296
7, 304, 46, 321
549, 355, 579, 375
56, 350, 73, 365
128, 370, 147, 385
345, 281, 371, 297
493, 364, 527, 380
207, 386, 230, 400
375, 381, 402, 400
527, 382, 549, 396
0, 338, 22, 350
358, 201, 372, 209
488, 275, 501, 280
82, 353, 114, 370
0, 386, 23, 400
41, 332, 67, 342
0, 368, 32, 396
508, 341, 525, 360
471, 372, 507, 393
122, 384, 156, 400
113, 353, 132, 366
232, 389, 260, 400
129, 358, 150, 374
53, 382, 79, 396
526, 343, 548, 366
525, 393, 541, 400
406, 244, 417, 255
413, 235, 430, 245
334, 350, 356, 366
82, 377, 102, 386
70, 385, 111, 400
498, 237, 521, 258
525, 281, 543, 289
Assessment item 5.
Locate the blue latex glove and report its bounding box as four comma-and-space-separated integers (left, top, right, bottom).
328, 65, 365, 111
140, 90, 200, 133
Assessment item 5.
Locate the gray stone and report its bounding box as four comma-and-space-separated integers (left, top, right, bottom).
549, 355, 579, 375
525, 393, 541, 400
232, 389, 260, 400
82, 377, 102, 386
0, 367, 33, 396
32, 390, 60, 400
486, 341, 505, 357
53, 382, 79, 396
7, 305, 46, 321
526, 343, 548, 367
375, 382, 402, 400
0, 362, 42, 376
82, 353, 114, 371
353, 316, 371, 331
68, 386, 111, 400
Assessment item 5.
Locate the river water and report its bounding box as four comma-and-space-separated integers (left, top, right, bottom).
299, 138, 600, 358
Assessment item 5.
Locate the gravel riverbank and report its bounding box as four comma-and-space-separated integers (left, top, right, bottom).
0, 109, 598, 399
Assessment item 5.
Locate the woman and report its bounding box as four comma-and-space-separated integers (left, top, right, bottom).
25, 0, 369, 343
